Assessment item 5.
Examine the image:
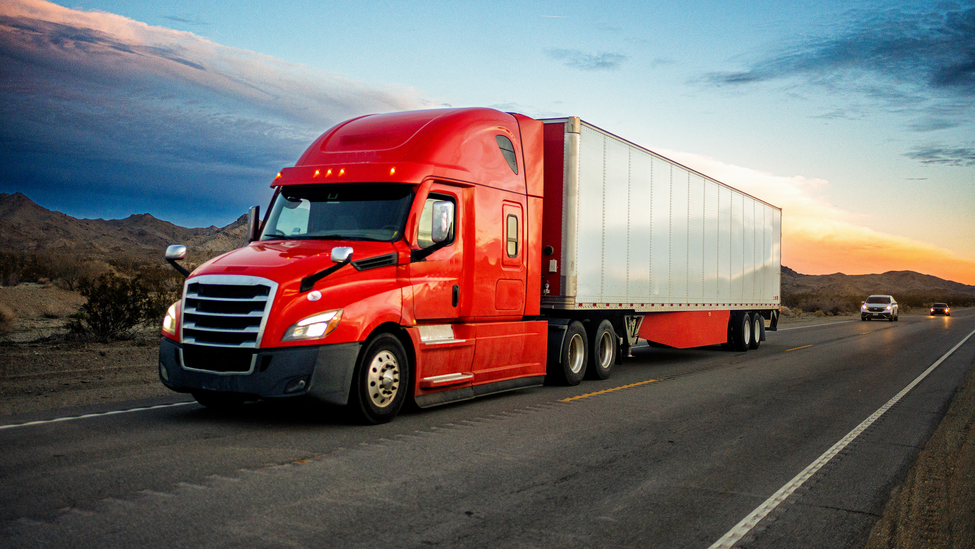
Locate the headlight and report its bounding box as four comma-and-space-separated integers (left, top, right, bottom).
861, 304, 868, 310
886, 304, 892, 310
162, 302, 179, 336
282, 309, 343, 341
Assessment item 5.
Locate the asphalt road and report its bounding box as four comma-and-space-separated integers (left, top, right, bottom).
2, 310, 973, 548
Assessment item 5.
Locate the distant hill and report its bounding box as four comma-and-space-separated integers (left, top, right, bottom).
0, 192, 248, 263
780, 265, 975, 298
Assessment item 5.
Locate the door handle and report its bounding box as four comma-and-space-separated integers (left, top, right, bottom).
452, 285, 459, 307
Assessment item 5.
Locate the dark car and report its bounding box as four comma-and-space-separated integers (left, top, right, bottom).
861, 295, 898, 321
930, 303, 950, 316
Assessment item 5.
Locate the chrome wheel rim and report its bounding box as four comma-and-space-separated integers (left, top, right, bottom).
567, 333, 585, 374
367, 350, 400, 408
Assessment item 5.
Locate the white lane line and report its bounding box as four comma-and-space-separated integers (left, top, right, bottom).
777, 320, 856, 331
0, 401, 197, 431
709, 325, 975, 549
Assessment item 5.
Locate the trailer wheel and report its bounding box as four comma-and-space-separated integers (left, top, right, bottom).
550, 321, 587, 386
748, 313, 762, 350
349, 333, 409, 424
731, 312, 751, 352
192, 390, 247, 409
587, 320, 616, 380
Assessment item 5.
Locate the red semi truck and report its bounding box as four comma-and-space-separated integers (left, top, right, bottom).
159, 107, 781, 423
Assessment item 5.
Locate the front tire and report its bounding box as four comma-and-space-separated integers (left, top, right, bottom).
349, 333, 409, 424
587, 320, 616, 380
549, 321, 587, 386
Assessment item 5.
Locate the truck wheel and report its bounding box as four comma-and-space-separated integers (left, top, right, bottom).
549, 321, 587, 386
350, 333, 409, 424
192, 390, 247, 409
731, 312, 751, 352
587, 320, 616, 380
748, 313, 762, 350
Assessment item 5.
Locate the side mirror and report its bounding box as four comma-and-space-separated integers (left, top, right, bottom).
431, 201, 454, 243
165, 244, 190, 277
165, 245, 187, 261
331, 246, 353, 263
248, 205, 261, 242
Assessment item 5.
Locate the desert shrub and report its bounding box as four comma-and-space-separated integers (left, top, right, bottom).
136, 264, 184, 319
69, 272, 154, 342
782, 293, 862, 315
0, 252, 109, 289
50, 256, 108, 291
0, 303, 15, 334
0, 252, 27, 286
109, 254, 145, 277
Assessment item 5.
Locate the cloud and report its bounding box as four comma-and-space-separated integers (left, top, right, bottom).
0, 0, 431, 226
904, 145, 975, 166
699, 2, 975, 160
545, 48, 628, 71
703, 4, 975, 96
660, 149, 975, 285
162, 14, 209, 26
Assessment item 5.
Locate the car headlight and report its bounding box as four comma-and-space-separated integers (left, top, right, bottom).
282, 309, 343, 341
886, 304, 892, 310
162, 302, 179, 336
861, 304, 868, 310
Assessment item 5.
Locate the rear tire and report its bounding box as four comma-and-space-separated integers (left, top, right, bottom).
748, 313, 762, 350
586, 320, 616, 380
549, 321, 587, 386
731, 312, 751, 352
349, 333, 409, 424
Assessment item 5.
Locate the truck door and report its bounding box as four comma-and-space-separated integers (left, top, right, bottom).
410, 184, 465, 322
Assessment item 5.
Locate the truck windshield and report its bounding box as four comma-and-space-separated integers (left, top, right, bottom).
262, 184, 413, 242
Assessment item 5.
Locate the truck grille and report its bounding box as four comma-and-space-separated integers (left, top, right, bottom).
181, 275, 277, 352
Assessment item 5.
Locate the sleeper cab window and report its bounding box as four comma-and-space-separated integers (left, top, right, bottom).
506, 214, 519, 257
496, 135, 518, 174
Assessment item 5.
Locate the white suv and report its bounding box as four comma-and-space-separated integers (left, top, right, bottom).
861, 295, 898, 321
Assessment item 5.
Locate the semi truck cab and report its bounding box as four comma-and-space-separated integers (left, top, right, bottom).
159, 108, 548, 423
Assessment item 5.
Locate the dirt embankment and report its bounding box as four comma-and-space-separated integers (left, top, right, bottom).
864, 366, 975, 548
1, 285, 974, 546
0, 283, 169, 416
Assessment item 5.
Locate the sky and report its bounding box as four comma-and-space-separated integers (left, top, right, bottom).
1, 0, 973, 284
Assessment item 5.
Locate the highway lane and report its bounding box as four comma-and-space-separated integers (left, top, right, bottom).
1, 310, 973, 548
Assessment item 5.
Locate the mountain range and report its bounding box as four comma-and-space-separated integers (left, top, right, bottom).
2, 192, 973, 300
0, 192, 247, 262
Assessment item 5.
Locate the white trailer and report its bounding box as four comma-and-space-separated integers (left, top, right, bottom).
538, 117, 781, 355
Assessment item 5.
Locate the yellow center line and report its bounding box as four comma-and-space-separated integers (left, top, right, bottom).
786, 344, 814, 352
561, 379, 659, 402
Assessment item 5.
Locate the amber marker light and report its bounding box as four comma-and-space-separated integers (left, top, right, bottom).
338, 168, 346, 176
326, 168, 333, 177
390, 167, 396, 176
274, 172, 282, 180
313, 169, 321, 178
